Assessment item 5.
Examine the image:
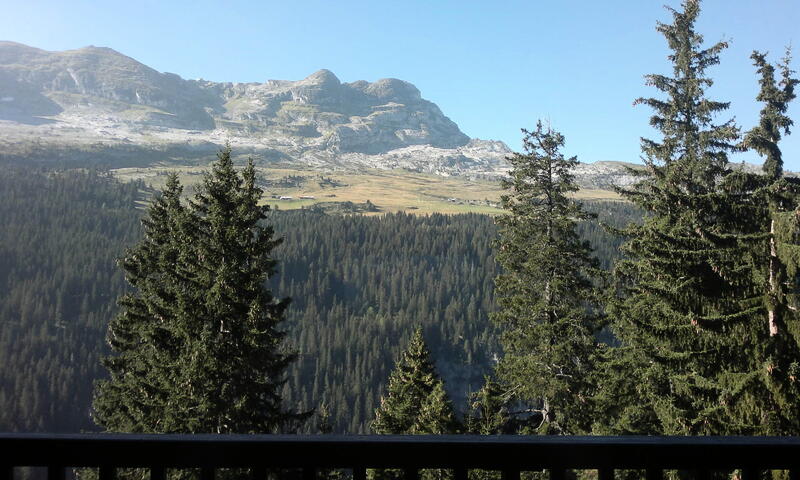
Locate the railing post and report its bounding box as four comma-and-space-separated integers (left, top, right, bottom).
250, 466, 266, 480
404, 468, 419, 480
550, 469, 566, 480
353, 467, 367, 480
150, 466, 165, 480
2, 466, 11, 480
646, 469, 664, 480
201, 467, 215, 480
742, 469, 759, 480
502, 469, 521, 480
454, 467, 468, 480
48, 466, 65, 480
99, 466, 115, 480
303, 467, 316, 480
599, 468, 614, 480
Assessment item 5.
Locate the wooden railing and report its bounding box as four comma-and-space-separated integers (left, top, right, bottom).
2, 434, 799, 480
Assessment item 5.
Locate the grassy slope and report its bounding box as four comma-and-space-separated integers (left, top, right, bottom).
112, 164, 623, 215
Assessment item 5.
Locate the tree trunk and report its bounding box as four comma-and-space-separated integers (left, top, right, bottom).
769, 219, 779, 337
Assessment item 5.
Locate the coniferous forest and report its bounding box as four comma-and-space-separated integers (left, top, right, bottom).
0, 162, 636, 434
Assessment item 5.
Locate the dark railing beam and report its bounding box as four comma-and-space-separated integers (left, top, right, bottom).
2, 435, 799, 472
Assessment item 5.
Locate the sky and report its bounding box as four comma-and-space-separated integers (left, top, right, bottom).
3, 0, 800, 169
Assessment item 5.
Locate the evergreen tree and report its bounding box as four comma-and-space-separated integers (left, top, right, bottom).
744, 49, 798, 182
93, 173, 195, 432
94, 146, 304, 435
372, 327, 459, 434
412, 382, 459, 434
492, 121, 601, 435
735, 49, 800, 434
605, 0, 769, 435
372, 328, 458, 480
187, 146, 303, 433
465, 377, 514, 435
0, 162, 637, 434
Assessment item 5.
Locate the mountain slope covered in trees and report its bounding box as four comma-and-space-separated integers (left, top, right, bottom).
0, 164, 639, 433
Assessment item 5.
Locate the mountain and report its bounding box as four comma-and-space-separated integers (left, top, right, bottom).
4, 41, 781, 188
0, 41, 509, 175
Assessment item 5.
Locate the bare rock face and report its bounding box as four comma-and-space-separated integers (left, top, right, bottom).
0, 42, 218, 129
0, 41, 481, 171
571, 161, 645, 190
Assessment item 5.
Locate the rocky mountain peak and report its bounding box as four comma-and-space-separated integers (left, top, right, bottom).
362, 78, 421, 103
301, 69, 341, 86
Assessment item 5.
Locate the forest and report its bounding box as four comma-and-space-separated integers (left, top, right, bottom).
0, 163, 638, 433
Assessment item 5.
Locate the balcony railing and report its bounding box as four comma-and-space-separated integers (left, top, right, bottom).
2, 434, 800, 480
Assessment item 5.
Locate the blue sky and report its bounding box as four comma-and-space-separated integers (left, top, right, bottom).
3, 0, 800, 169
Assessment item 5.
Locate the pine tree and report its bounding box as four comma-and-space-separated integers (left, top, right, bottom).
372, 327, 459, 435
94, 146, 304, 435
491, 121, 601, 435
606, 0, 767, 435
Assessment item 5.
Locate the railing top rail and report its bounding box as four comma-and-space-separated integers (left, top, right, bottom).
3, 434, 800, 470
3, 433, 800, 444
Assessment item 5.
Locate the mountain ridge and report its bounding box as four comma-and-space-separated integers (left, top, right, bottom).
1, 41, 512, 175
1, 41, 783, 189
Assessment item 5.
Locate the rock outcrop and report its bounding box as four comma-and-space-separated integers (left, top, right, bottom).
0, 41, 492, 173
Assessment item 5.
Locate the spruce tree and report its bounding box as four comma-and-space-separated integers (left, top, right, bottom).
605, 0, 769, 435
93, 173, 196, 432
744, 49, 798, 182
94, 146, 304, 435
492, 121, 601, 435
465, 377, 514, 435
187, 146, 301, 433
372, 327, 459, 435
735, 49, 800, 434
